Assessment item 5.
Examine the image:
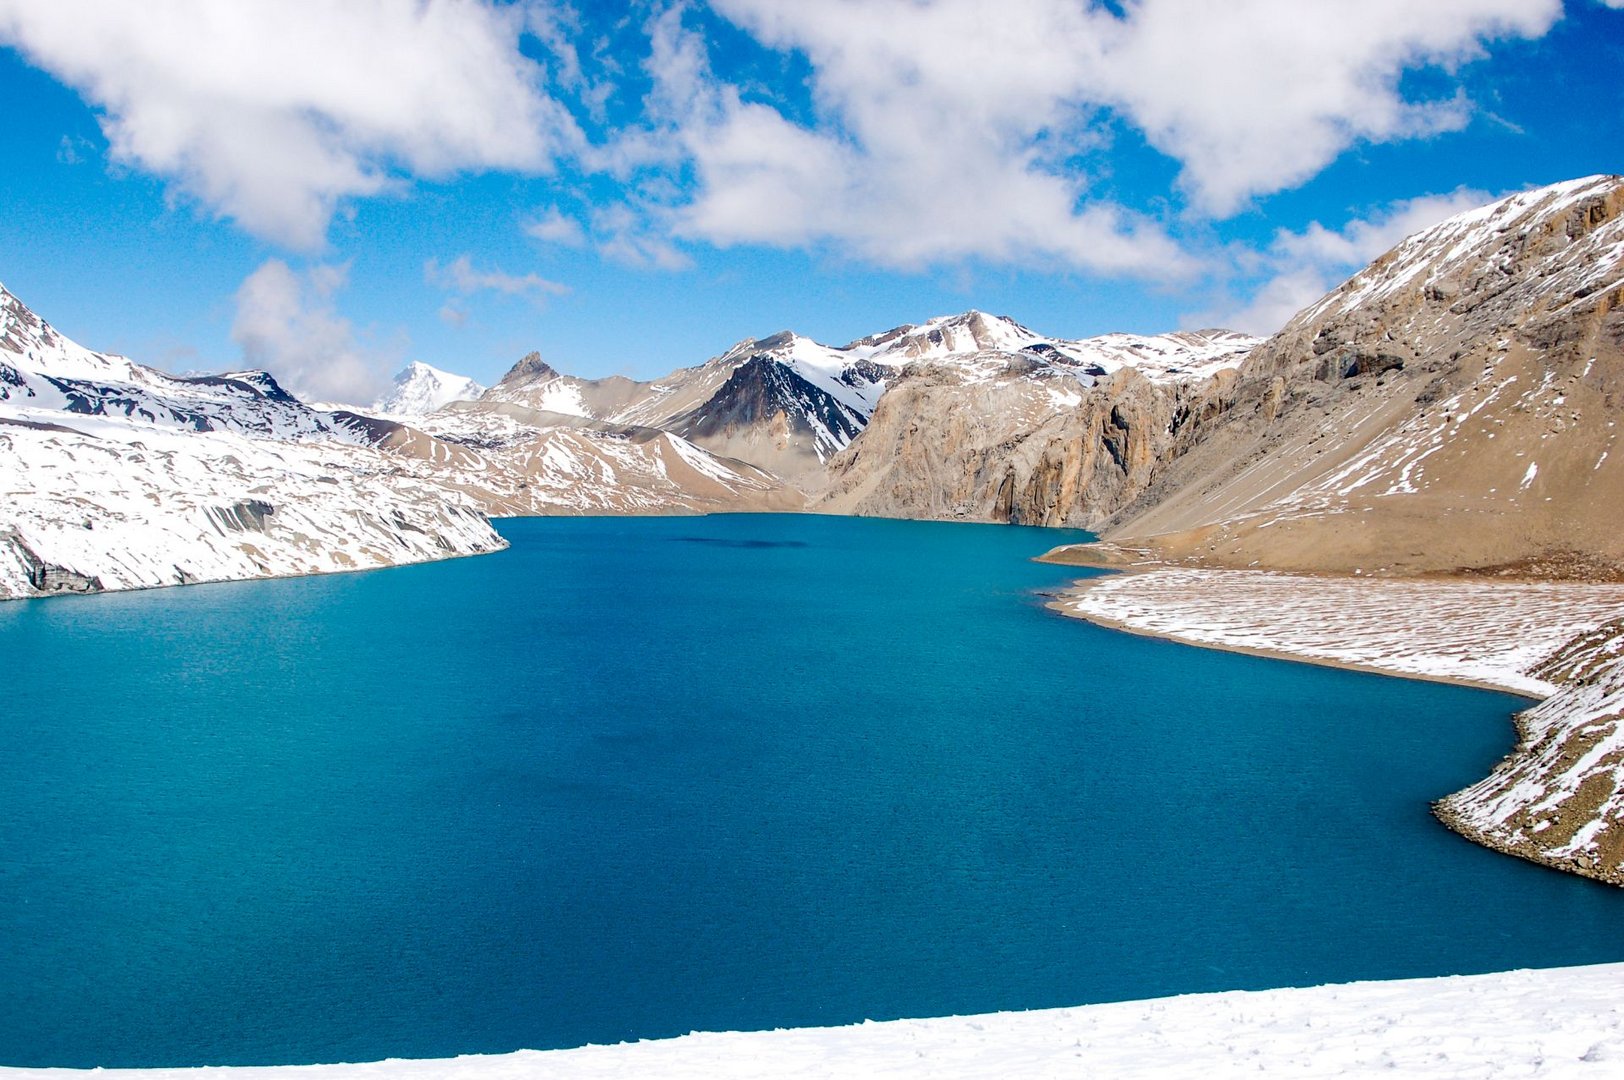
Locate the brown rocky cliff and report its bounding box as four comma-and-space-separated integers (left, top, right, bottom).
816, 363, 1234, 528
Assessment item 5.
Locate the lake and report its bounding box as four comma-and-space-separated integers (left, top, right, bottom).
2, 513, 1622, 1068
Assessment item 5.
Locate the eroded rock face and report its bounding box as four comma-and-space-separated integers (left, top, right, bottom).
816, 354, 1238, 527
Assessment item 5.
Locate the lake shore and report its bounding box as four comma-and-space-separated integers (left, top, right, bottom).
1042, 557, 1624, 697
1043, 553, 1624, 889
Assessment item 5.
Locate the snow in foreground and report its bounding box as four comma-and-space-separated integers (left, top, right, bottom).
6, 964, 1623, 1078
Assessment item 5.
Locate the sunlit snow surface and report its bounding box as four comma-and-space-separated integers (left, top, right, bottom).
4, 964, 1622, 1078
0, 282, 505, 599
372, 361, 486, 416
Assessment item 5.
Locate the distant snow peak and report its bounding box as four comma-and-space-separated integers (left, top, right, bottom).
374, 361, 485, 416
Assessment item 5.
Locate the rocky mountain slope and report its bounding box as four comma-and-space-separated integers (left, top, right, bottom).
403, 400, 802, 515
478, 312, 1256, 495
1033, 175, 1624, 889
373, 360, 485, 416
1088, 174, 1624, 577
475, 338, 880, 490
0, 283, 506, 600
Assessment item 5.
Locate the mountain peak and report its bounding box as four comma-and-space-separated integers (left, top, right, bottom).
373, 361, 485, 416
501, 350, 560, 384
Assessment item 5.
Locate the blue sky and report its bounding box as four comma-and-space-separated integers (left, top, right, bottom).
1, 0, 1621, 401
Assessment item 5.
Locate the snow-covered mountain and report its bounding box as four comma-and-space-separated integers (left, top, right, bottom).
373, 360, 485, 416
1, 289, 349, 442
0, 282, 506, 600
845, 310, 1254, 385
0, 280, 810, 602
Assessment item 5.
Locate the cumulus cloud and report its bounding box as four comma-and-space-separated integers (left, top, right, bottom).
584, 0, 1558, 276
231, 260, 395, 404
633, 5, 1195, 278
1081, 0, 1558, 213
0, 0, 1566, 280
702, 0, 1558, 228
1204, 188, 1496, 334
0, 0, 580, 249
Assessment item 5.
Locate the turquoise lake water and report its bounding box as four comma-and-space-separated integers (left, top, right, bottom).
3, 513, 1623, 1068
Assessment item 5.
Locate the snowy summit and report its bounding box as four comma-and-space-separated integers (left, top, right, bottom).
374, 361, 486, 417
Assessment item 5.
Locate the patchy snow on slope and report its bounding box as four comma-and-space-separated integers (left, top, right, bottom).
1441, 652, 1624, 885
6, 963, 1624, 1079
1302, 175, 1624, 327
840, 312, 1256, 387
1055, 329, 1259, 385
415, 406, 787, 514
1058, 568, 1624, 696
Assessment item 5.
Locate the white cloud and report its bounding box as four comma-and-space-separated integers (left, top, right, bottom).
591, 202, 694, 271
635, 5, 1195, 278
425, 255, 570, 303
704, 0, 1558, 226
0, 0, 1567, 280
0, 0, 580, 249
54, 133, 92, 165
524, 208, 588, 248
231, 260, 395, 404
1205, 188, 1496, 334
1083, 0, 1558, 213
1598, 0, 1624, 9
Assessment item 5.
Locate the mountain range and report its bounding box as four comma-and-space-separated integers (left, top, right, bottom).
5, 174, 1622, 601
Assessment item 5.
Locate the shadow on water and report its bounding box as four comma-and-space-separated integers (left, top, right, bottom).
670, 535, 811, 549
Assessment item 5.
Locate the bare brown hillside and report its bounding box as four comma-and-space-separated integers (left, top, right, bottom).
1089, 175, 1624, 578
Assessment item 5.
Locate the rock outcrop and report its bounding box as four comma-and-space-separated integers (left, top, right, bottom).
817, 345, 1241, 527
818, 362, 1234, 526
